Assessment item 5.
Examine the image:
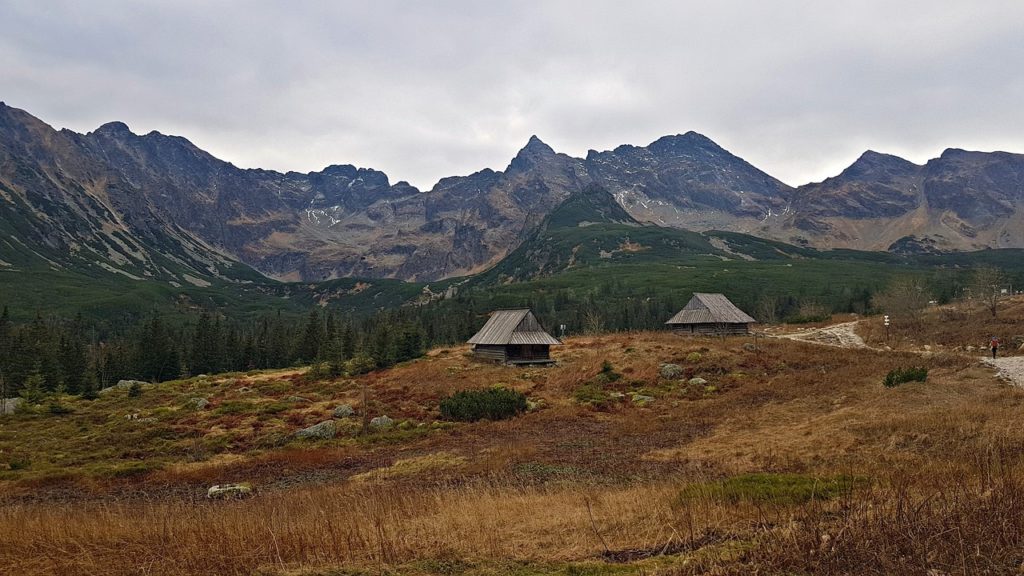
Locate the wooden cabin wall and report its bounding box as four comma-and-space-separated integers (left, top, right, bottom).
472, 345, 507, 362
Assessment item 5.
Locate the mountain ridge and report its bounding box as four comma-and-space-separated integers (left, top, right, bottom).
3, 102, 1024, 284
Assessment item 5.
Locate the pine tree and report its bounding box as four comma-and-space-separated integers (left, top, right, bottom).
20, 363, 46, 405
59, 315, 88, 394
295, 308, 324, 363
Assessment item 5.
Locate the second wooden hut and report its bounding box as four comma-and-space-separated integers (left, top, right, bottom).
666, 293, 756, 335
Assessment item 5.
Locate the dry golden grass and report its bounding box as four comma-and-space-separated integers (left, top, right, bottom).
858, 294, 1024, 353
2, 310, 1024, 575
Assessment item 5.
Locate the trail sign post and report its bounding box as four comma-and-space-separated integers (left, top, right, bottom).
884, 315, 890, 342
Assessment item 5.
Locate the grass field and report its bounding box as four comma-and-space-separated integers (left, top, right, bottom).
2, 299, 1023, 575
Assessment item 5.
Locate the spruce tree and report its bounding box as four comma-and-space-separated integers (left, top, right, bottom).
20, 363, 46, 405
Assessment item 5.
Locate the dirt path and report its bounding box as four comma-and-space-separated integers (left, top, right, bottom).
773, 321, 869, 349
773, 320, 1024, 387
983, 356, 1024, 387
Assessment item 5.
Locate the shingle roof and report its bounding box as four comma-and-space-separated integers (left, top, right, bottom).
467, 309, 562, 346
665, 293, 757, 325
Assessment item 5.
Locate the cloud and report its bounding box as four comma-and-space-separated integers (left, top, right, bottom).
2, 0, 1023, 189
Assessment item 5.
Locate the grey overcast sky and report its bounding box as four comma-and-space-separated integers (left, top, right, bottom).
2, 1, 1023, 190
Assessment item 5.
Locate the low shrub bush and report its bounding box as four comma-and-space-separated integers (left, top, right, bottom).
595, 360, 621, 383
440, 388, 527, 422
572, 383, 612, 408
47, 402, 73, 415
883, 366, 928, 388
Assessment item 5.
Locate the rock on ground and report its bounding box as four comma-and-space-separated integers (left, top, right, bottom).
296, 420, 336, 440
207, 483, 253, 499
332, 404, 355, 418
630, 393, 655, 405
370, 415, 394, 430
659, 363, 683, 379
99, 379, 146, 394
689, 377, 708, 386
0, 398, 22, 415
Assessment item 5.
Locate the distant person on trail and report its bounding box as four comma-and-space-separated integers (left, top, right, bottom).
990, 336, 1000, 359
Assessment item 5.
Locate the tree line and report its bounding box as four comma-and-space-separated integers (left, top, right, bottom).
0, 305, 447, 400
2, 264, 1006, 401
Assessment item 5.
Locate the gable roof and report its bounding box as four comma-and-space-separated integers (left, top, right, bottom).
467, 309, 562, 346
665, 293, 757, 325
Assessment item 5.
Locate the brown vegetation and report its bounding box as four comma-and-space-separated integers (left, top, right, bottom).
2, 307, 1024, 575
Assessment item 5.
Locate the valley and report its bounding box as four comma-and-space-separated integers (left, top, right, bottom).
1, 297, 1023, 575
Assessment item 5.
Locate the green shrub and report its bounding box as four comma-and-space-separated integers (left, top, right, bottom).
573, 383, 612, 407
595, 360, 621, 383
439, 388, 528, 422
127, 382, 143, 398
8, 457, 31, 471
678, 473, 865, 506
783, 313, 830, 324
345, 355, 377, 376
883, 366, 928, 388
47, 402, 73, 415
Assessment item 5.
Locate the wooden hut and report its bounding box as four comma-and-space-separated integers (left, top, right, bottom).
467, 309, 561, 364
666, 293, 756, 335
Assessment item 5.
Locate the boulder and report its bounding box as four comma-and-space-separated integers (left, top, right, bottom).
688, 377, 708, 386
370, 415, 394, 430
630, 393, 655, 405
742, 343, 757, 352
100, 379, 146, 394
0, 398, 22, 415
296, 420, 336, 440
332, 404, 355, 418
189, 397, 210, 410
207, 483, 253, 499
659, 363, 683, 380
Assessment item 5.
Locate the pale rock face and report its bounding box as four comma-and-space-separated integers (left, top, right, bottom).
296, 420, 336, 440
369, 415, 394, 430
207, 483, 253, 499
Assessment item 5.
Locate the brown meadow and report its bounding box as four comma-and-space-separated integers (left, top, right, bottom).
2, 300, 1023, 575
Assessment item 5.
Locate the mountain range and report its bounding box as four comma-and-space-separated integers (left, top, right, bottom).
3, 101, 1024, 285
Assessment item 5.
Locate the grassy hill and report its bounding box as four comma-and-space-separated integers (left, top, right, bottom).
2, 298, 1023, 575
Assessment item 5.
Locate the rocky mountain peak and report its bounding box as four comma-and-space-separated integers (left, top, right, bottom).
648, 131, 721, 156
508, 135, 557, 172
840, 150, 920, 179
92, 121, 134, 137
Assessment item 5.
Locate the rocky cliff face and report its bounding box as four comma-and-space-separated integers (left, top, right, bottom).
585, 131, 793, 228
770, 147, 1024, 251
3, 102, 1024, 283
